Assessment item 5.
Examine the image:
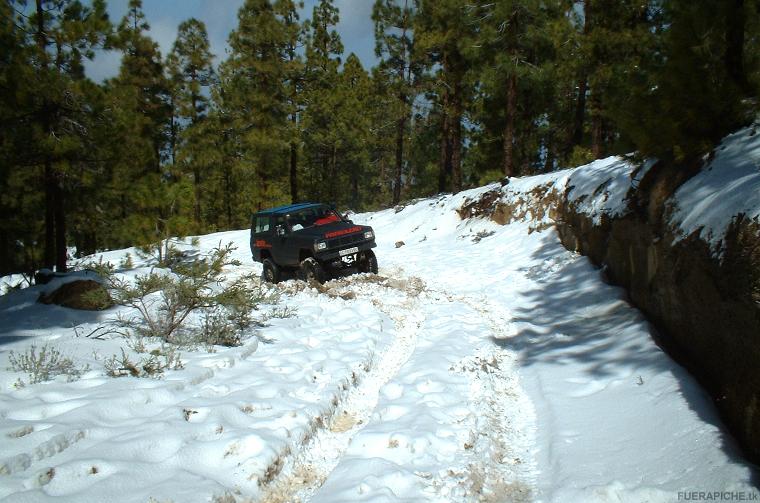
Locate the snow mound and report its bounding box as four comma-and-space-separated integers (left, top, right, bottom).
670, 124, 760, 251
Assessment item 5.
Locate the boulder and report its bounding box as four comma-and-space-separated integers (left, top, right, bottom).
38, 279, 112, 311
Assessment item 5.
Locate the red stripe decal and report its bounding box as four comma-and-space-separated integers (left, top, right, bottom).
324, 226, 362, 239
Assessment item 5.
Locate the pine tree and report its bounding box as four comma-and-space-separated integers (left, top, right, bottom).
106, 0, 184, 259
167, 18, 216, 228
611, 0, 756, 165
336, 53, 372, 209
216, 0, 292, 219
0, 0, 36, 274
415, 0, 474, 193
373, 0, 420, 204
2, 0, 110, 273
275, 0, 306, 203
467, 0, 559, 177
301, 0, 345, 203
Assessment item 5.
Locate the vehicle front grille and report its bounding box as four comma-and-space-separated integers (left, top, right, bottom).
328, 233, 365, 249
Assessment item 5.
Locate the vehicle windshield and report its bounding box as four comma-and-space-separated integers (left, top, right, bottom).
286, 206, 341, 231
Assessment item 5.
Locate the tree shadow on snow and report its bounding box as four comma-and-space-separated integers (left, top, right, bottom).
491, 234, 760, 481
0, 286, 110, 348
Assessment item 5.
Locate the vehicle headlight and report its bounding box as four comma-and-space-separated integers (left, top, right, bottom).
364, 230, 374, 240
314, 241, 327, 252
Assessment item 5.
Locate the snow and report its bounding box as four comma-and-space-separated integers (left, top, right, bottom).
1, 163, 758, 501
670, 123, 760, 252
565, 156, 655, 224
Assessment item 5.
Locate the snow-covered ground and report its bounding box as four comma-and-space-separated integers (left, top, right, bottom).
2, 144, 759, 502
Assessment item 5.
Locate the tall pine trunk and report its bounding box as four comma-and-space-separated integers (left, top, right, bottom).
224, 166, 232, 228
44, 161, 56, 269
570, 1, 592, 155
725, 0, 748, 93
393, 115, 405, 205
290, 141, 298, 203
350, 169, 359, 210
191, 94, 201, 226
571, 75, 588, 150
36, 0, 61, 271
438, 98, 451, 193
590, 91, 603, 159
451, 82, 463, 193
54, 175, 66, 272
193, 167, 202, 224
392, 4, 410, 205
503, 73, 517, 177
330, 144, 338, 202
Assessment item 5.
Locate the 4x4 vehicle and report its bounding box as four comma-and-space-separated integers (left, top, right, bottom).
250, 203, 378, 284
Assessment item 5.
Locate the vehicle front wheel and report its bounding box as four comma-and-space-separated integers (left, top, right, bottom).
300, 257, 327, 284
262, 258, 281, 284
358, 250, 378, 274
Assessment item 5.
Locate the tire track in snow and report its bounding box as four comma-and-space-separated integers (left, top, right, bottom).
440, 295, 537, 503
372, 274, 537, 503
255, 277, 426, 503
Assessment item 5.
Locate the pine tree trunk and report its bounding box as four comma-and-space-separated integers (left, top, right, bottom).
392, 115, 405, 205
438, 106, 451, 194
330, 144, 337, 201
543, 145, 554, 172
191, 94, 201, 225
393, 3, 410, 205
351, 170, 359, 210
36, 0, 57, 270
725, 0, 748, 93
570, 0, 592, 154
44, 161, 56, 269
571, 75, 587, 150
193, 167, 202, 224
224, 166, 232, 228
451, 83, 463, 193
591, 91, 603, 159
54, 175, 67, 272
503, 73, 518, 177
590, 83, 603, 159
290, 141, 298, 203
0, 228, 8, 276
591, 115, 602, 159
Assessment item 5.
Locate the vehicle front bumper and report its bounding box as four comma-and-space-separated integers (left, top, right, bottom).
316, 240, 376, 261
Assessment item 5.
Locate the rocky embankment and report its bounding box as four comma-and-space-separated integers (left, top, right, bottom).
460, 125, 760, 463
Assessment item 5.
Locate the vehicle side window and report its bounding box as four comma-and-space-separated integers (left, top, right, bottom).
255, 216, 271, 234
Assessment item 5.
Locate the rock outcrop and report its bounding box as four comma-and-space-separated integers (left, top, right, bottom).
460, 128, 760, 462
555, 161, 760, 464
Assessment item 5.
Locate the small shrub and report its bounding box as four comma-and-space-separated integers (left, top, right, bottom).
104, 347, 183, 378
119, 253, 134, 270
79, 257, 116, 281
199, 308, 241, 348
261, 306, 298, 322
8, 343, 89, 384
103, 244, 276, 349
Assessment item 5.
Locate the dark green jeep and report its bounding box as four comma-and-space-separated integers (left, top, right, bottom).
250, 203, 378, 284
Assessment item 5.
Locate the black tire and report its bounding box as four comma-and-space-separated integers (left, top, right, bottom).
262, 258, 281, 284
358, 250, 378, 274
300, 257, 327, 284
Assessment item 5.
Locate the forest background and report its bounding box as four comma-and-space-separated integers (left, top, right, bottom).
1, 0, 758, 275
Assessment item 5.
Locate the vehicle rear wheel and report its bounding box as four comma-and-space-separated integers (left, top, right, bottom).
300, 257, 327, 284
262, 258, 281, 284
358, 250, 378, 274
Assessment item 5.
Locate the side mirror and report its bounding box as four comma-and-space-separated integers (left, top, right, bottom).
276, 225, 287, 237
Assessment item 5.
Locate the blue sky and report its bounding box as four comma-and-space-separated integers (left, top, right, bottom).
85, 0, 378, 81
